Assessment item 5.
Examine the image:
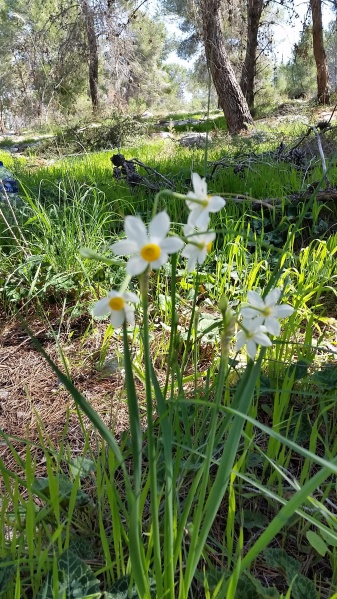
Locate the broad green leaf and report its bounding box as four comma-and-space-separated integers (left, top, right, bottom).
37, 549, 100, 599
237, 510, 269, 530
108, 576, 136, 598
195, 569, 279, 598
32, 475, 90, 508
320, 528, 337, 547
108, 575, 156, 598
68, 537, 96, 560
0, 557, 15, 594
306, 530, 328, 556
292, 574, 318, 599
263, 549, 300, 578
69, 458, 95, 479
289, 359, 311, 382
311, 365, 337, 391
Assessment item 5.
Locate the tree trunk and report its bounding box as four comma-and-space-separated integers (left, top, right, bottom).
199, 0, 253, 134
80, 0, 99, 111
310, 0, 329, 104
240, 0, 264, 110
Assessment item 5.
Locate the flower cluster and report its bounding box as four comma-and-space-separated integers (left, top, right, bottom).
92, 172, 223, 327
91, 172, 294, 360
235, 289, 294, 359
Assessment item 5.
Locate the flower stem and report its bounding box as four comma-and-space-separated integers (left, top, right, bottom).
164, 253, 177, 399
119, 274, 131, 294
152, 188, 207, 219
140, 271, 163, 597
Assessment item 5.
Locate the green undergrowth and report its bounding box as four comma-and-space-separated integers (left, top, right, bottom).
163, 110, 223, 121
1, 134, 337, 314
2, 361, 337, 599
1, 290, 337, 597
163, 114, 227, 133
1, 118, 337, 598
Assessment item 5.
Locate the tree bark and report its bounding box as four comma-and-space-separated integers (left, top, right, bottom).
310, 0, 330, 104
240, 0, 264, 110
199, 0, 253, 134
80, 0, 99, 111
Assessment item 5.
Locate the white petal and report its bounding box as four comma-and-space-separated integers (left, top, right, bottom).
186, 196, 203, 214
92, 297, 110, 317
160, 236, 184, 254
124, 305, 135, 325
265, 288, 281, 307
241, 307, 260, 318
149, 211, 170, 240
242, 317, 263, 331
182, 244, 202, 259
234, 330, 246, 351
191, 172, 206, 198
186, 205, 202, 223
126, 256, 148, 276
111, 239, 139, 256
208, 196, 226, 213
246, 339, 258, 360
196, 247, 207, 265
247, 291, 265, 309
186, 191, 198, 200
124, 215, 147, 245
274, 304, 294, 318
204, 231, 216, 243
151, 253, 168, 269
264, 317, 280, 336
254, 331, 272, 347
195, 210, 211, 230
123, 291, 140, 304
186, 254, 198, 272
181, 244, 197, 258
183, 222, 195, 236
110, 309, 125, 328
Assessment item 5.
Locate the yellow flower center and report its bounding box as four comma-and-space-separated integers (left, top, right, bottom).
140, 243, 161, 262
109, 296, 125, 311
197, 240, 212, 252
263, 306, 272, 316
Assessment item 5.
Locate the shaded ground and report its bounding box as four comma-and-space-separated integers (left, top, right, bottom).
0, 313, 134, 481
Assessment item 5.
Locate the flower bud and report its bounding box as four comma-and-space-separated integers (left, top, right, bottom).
219, 295, 237, 359
219, 293, 229, 315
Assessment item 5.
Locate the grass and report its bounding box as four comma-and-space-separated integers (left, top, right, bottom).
163, 114, 227, 133
0, 113, 337, 598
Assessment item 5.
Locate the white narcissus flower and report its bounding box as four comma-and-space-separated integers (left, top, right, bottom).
240, 289, 294, 336
235, 319, 272, 360
110, 211, 184, 276
93, 290, 139, 328
181, 224, 216, 272
186, 172, 226, 229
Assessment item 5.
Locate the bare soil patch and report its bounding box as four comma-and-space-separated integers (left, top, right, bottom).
0, 313, 134, 482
